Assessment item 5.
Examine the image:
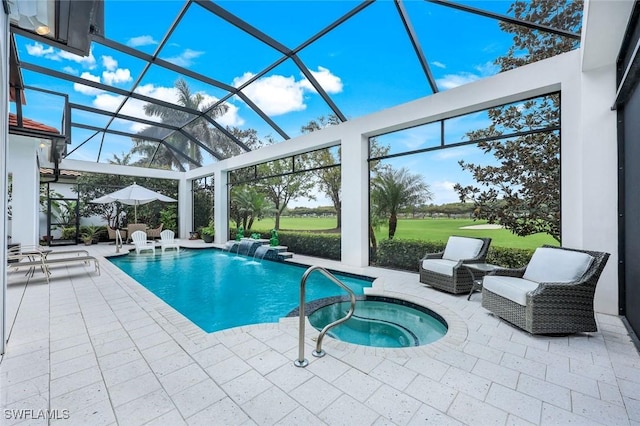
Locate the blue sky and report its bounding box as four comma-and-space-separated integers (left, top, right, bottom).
11, 0, 566, 206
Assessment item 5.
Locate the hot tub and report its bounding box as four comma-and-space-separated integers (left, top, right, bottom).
306, 296, 448, 348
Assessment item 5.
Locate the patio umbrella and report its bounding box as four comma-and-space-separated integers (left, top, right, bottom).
91, 183, 177, 223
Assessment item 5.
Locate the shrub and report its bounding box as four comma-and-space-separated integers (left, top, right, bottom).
375, 238, 535, 272
486, 246, 533, 269
278, 231, 341, 260
61, 226, 77, 240
375, 239, 446, 271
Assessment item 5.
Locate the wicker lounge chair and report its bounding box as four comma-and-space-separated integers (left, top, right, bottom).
126, 224, 147, 243
147, 224, 163, 239
481, 245, 609, 334
107, 226, 127, 242
419, 236, 492, 294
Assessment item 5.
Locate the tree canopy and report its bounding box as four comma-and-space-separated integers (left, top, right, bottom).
301, 114, 389, 229
454, 0, 582, 242
371, 167, 432, 240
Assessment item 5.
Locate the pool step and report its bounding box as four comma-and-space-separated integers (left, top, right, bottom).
278, 251, 294, 260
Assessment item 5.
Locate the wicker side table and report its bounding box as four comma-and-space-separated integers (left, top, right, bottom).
464, 263, 500, 300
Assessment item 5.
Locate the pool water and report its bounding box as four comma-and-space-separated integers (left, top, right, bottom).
108, 249, 373, 332
308, 298, 448, 348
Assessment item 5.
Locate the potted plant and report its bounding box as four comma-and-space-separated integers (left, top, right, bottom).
81, 225, 101, 245
200, 221, 214, 243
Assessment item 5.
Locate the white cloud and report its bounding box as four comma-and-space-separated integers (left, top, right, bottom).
431, 180, 460, 205
26, 42, 54, 57
162, 49, 204, 67
73, 72, 104, 96
396, 124, 441, 151
199, 94, 244, 127
80, 72, 101, 83
129, 122, 149, 133
434, 147, 471, 160
57, 49, 96, 69
135, 83, 180, 103
127, 35, 158, 47
101, 55, 118, 71
300, 66, 343, 94
436, 62, 499, 90
102, 68, 132, 85
475, 61, 499, 75
217, 103, 244, 127
431, 61, 446, 69
288, 191, 331, 208
94, 93, 130, 113
234, 72, 306, 116
233, 66, 343, 116
93, 84, 243, 132
25, 42, 96, 68
436, 73, 481, 90
63, 66, 78, 75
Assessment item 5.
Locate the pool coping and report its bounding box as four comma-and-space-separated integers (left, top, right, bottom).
101, 247, 469, 362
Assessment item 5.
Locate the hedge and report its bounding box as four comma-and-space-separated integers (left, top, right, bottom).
485, 246, 534, 269
374, 238, 534, 272
227, 230, 535, 269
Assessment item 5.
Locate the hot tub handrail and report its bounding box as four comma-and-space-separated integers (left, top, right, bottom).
294, 265, 356, 368
115, 229, 123, 253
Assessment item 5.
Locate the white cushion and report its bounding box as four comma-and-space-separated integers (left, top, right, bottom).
483, 275, 540, 306
442, 236, 484, 261
421, 259, 459, 277
523, 247, 594, 283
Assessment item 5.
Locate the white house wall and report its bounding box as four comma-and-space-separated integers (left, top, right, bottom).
581, 0, 635, 72
580, 65, 619, 315
577, 0, 631, 317
8, 134, 40, 246
178, 177, 191, 239
1, 8, 8, 355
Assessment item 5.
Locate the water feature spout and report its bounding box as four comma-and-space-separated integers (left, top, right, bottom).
238, 239, 253, 256
253, 245, 270, 261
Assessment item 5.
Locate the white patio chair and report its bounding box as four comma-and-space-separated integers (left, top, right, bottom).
160, 230, 179, 252
131, 230, 155, 255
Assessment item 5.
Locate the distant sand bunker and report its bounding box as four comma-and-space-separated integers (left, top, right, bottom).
459, 224, 504, 230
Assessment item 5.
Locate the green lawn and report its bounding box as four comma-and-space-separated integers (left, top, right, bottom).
374, 218, 557, 250
245, 216, 339, 232
245, 216, 558, 250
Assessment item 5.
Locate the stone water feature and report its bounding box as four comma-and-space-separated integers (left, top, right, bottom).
225, 238, 293, 261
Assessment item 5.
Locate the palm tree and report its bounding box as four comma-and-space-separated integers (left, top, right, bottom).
231, 185, 275, 230
133, 79, 228, 170
108, 151, 132, 165
371, 167, 433, 239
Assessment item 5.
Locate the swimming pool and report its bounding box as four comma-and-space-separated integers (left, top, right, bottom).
108, 249, 373, 332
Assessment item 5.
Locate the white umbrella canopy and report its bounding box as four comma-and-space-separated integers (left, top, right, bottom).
91, 183, 177, 223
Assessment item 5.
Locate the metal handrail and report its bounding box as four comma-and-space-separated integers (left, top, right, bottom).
115, 229, 123, 253
294, 266, 356, 368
